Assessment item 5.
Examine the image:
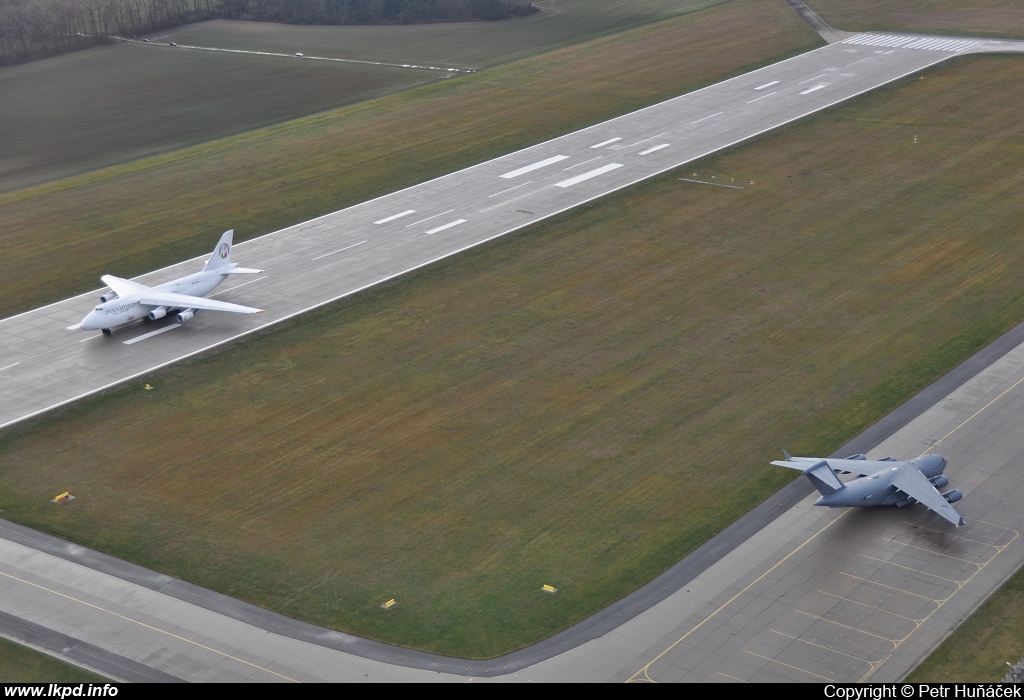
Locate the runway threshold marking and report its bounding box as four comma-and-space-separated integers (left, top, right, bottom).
747, 92, 777, 104
312, 240, 368, 261
638, 144, 670, 156
425, 219, 467, 235
554, 163, 623, 188
690, 111, 723, 124
489, 181, 533, 198
500, 155, 568, 179
754, 81, 779, 90
405, 209, 455, 228
123, 324, 180, 345
590, 137, 622, 149
0, 568, 299, 682
374, 210, 416, 225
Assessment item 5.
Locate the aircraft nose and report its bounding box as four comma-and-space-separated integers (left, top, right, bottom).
925, 454, 947, 475
80, 310, 100, 331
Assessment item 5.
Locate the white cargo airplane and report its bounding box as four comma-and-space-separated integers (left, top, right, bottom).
80, 230, 264, 334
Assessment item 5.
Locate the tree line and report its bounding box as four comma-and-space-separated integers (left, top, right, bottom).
0, 0, 536, 65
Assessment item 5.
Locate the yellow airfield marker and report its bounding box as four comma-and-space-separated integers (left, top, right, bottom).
541, 584, 557, 593
144, 384, 154, 390
382, 599, 397, 609
52, 492, 73, 504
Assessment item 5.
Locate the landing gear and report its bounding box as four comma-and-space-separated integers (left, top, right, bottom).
102, 328, 112, 335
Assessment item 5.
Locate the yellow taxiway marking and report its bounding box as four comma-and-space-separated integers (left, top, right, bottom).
840, 572, 947, 602
0, 569, 299, 683
920, 372, 1024, 455
624, 510, 849, 682
887, 540, 981, 566
744, 650, 836, 682
717, 672, 748, 683
794, 609, 898, 644
770, 628, 874, 666
816, 589, 925, 623
903, 520, 1016, 549
860, 554, 965, 583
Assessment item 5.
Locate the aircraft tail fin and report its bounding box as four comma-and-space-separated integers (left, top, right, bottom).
803, 460, 844, 496
203, 230, 234, 271
783, 449, 792, 460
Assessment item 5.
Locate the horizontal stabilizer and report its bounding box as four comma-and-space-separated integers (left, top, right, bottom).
224, 267, 264, 274
138, 291, 263, 314
101, 275, 150, 297
803, 460, 844, 496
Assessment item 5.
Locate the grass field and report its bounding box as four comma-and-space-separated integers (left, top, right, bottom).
0, 638, 109, 682
2, 54, 1023, 656
0, 0, 727, 194
907, 563, 1024, 681
156, 0, 727, 68
804, 0, 1024, 39
0, 0, 819, 318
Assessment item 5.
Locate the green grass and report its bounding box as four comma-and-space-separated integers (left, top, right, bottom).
2, 54, 1023, 657
907, 562, 1024, 681
156, 0, 727, 68
804, 0, 1024, 39
0, 0, 819, 319
0, 637, 109, 682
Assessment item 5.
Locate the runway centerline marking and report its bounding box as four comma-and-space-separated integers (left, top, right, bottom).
554, 163, 623, 188
79, 336, 100, 343
373, 209, 416, 225
797, 73, 827, 85
563, 156, 603, 171
639, 144, 670, 155
499, 155, 568, 179
123, 324, 181, 345
747, 91, 777, 104
754, 80, 779, 90
209, 277, 266, 297
488, 181, 533, 198
311, 240, 368, 261
691, 111, 723, 124
590, 137, 621, 148
626, 133, 667, 148
0, 363, 19, 372
800, 84, 830, 95
405, 209, 455, 228
425, 219, 467, 235
845, 58, 871, 67
0, 568, 299, 682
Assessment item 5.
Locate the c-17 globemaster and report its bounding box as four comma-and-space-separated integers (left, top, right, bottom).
771, 451, 964, 526
80, 230, 264, 334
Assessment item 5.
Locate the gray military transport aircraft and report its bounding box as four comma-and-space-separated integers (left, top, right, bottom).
771, 451, 964, 526
80, 230, 264, 334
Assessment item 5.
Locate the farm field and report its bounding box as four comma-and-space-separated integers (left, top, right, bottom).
804, 0, 1024, 39
0, 0, 819, 318
907, 562, 1024, 681
1, 55, 1023, 656
155, 0, 727, 68
0, 637, 109, 682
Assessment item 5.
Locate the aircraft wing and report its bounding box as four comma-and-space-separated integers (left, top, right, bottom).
101, 274, 150, 297
770, 458, 892, 477
891, 466, 964, 527
137, 292, 263, 314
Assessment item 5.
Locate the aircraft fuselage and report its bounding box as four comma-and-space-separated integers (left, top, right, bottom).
80, 270, 226, 331
814, 455, 946, 508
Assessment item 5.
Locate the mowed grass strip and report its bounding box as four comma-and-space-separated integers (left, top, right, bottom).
3, 55, 1024, 656
0, 0, 820, 319
0, 637, 109, 682
804, 0, 1024, 39
907, 563, 1024, 681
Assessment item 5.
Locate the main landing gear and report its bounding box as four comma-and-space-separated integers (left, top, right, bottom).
102, 328, 112, 335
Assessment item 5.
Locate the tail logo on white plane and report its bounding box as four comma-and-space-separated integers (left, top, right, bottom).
218, 242, 230, 258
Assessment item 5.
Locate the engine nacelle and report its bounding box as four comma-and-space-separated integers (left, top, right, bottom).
148, 306, 167, 321
942, 489, 963, 504
930, 475, 949, 489
100, 291, 119, 303
894, 496, 915, 508
176, 309, 195, 323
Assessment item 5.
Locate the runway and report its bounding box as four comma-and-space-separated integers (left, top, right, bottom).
3, 30, 1024, 682
0, 32, 1009, 430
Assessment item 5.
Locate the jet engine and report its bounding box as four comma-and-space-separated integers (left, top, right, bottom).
930, 475, 949, 489
100, 291, 119, 303
148, 307, 168, 320
941, 489, 963, 504
176, 309, 196, 323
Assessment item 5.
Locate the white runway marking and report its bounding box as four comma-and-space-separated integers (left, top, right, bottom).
799, 84, 830, 95
123, 324, 180, 345
488, 181, 533, 198
639, 144, 670, 156
678, 177, 743, 189
0, 362, 20, 372
691, 112, 723, 124
311, 241, 368, 261
845, 57, 871, 67
563, 156, 603, 171
842, 34, 981, 53
79, 335, 100, 343
590, 137, 622, 149
406, 209, 455, 227
374, 210, 416, 225
425, 219, 467, 235
499, 155, 569, 179
797, 73, 827, 85
747, 92, 777, 104
554, 163, 623, 188
754, 81, 779, 90
626, 133, 667, 147
65, 323, 81, 330
209, 277, 267, 297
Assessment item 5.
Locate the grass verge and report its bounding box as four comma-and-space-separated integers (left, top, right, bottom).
804, 0, 1024, 39
0, 0, 820, 319
0, 637, 109, 682
1, 54, 1023, 656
